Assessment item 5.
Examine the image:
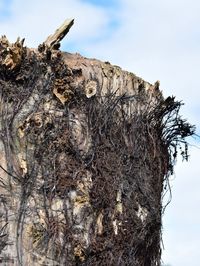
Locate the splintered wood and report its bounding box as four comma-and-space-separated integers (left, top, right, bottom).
0, 20, 194, 266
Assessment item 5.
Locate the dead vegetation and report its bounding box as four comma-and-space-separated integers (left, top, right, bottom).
0, 28, 195, 266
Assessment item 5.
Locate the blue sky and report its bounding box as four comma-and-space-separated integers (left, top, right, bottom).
0, 1, 200, 265
82, 0, 120, 8
0, 0, 12, 20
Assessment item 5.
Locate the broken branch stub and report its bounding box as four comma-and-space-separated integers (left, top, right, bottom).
43, 18, 74, 50
0, 36, 25, 70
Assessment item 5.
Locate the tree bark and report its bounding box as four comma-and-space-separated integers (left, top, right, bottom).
0, 23, 194, 266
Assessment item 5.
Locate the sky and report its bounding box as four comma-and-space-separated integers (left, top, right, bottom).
0, 0, 200, 265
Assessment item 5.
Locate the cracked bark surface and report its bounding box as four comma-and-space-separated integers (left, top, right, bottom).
0, 22, 194, 266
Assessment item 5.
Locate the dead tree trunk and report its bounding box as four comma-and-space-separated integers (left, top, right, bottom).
0, 21, 194, 265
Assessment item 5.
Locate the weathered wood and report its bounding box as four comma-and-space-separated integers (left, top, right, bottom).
0, 33, 194, 266
44, 19, 74, 49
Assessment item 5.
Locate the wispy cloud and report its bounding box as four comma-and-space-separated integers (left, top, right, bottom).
78, 0, 200, 128
0, 0, 117, 49
81, 0, 120, 8
162, 146, 200, 266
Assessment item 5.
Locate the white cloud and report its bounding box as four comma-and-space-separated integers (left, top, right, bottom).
162, 146, 200, 266
162, 237, 200, 266
79, 0, 200, 130
0, 0, 112, 48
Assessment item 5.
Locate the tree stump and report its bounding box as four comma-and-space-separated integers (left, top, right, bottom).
0, 21, 194, 265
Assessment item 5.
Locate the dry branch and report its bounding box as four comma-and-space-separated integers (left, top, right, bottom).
43, 18, 74, 50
